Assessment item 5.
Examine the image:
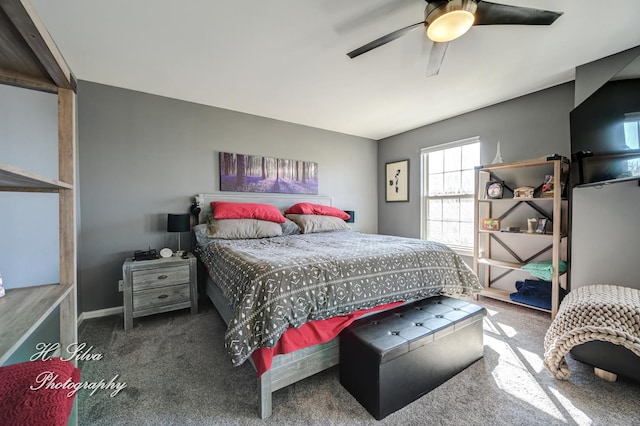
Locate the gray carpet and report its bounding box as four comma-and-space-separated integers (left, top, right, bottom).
76, 297, 640, 425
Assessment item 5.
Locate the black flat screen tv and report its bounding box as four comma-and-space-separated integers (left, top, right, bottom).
570, 78, 640, 186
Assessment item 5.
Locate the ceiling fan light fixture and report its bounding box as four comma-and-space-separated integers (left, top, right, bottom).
425, 0, 478, 43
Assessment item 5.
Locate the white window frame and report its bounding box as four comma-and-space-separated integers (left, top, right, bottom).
420, 136, 480, 257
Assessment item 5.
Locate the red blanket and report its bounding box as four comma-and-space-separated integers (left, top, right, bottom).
251, 301, 403, 377
0, 358, 80, 426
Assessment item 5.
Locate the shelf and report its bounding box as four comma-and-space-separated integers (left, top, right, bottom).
478, 287, 551, 314
474, 156, 568, 319
0, 162, 73, 192
473, 155, 570, 319
477, 258, 524, 270
0, 282, 74, 365
477, 156, 569, 172
479, 230, 564, 238
478, 197, 563, 202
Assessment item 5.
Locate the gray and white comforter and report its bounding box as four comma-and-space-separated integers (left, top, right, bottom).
197, 230, 481, 367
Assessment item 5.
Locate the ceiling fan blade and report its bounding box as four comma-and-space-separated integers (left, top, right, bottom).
334, 0, 418, 35
347, 21, 425, 59
475, 1, 562, 26
427, 41, 449, 77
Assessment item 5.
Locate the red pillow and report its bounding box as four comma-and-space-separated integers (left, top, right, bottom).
0, 358, 80, 426
211, 201, 286, 223
284, 202, 350, 220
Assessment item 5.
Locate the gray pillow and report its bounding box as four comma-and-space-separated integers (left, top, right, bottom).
285, 214, 350, 234
193, 223, 213, 246
280, 218, 301, 236
207, 218, 283, 239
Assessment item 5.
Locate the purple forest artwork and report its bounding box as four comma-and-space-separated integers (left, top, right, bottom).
219, 152, 318, 194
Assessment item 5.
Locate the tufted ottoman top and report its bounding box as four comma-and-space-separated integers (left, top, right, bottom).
344, 296, 486, 363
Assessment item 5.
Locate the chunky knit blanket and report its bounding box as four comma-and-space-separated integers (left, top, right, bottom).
543, 284, 640, 380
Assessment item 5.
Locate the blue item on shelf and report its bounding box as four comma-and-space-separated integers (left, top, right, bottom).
509, 279, 566, 310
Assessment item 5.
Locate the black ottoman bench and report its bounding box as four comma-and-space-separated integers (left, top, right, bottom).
339, 296, 486, 420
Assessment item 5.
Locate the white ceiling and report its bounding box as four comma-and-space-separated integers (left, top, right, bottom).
31, 0, 640, 140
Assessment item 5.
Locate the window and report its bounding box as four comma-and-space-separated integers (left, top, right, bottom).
624, 112, 640, 150
624, 112, 640, 178
421, 137, 480, 256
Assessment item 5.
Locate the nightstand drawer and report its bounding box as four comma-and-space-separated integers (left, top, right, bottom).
133, 283, 190, 311
132, 265, 190, 291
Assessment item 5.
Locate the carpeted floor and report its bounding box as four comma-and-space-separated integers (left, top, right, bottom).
76, 297, 640, 425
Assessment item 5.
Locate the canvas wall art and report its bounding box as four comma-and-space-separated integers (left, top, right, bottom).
220, 152, 318, 194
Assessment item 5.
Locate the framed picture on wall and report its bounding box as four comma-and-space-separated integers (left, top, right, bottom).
385, 159, 409, 202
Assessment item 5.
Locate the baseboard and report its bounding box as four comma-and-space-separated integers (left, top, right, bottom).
78, 306, 123, 325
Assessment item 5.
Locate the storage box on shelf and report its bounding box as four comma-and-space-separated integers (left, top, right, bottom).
473, 156, 569, 318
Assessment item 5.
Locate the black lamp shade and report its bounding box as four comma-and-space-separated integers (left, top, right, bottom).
167, 213, 190, 233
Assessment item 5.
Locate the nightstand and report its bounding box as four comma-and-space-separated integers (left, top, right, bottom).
122, 253, 198, 330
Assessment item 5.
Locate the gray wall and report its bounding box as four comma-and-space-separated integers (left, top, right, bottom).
77, 81, 377, 312
0, 84, 61, 363
570, 48, 640, 290
377, 83, 574, 239
0, 84, 59, 289
574, 45, 640, 107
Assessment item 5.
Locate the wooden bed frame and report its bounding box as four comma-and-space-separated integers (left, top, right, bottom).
195, 192, 342, 418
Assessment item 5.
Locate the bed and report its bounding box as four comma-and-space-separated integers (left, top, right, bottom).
193, 193, 482, 418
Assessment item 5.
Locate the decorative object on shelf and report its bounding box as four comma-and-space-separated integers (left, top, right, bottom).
540, 174, 565, 198
527, 218, 537, 233
159, 248, 173, 258
167, 213, 191, 255
513, 186, 534, 199
219, 151, 318, 194
491, 141, 504, 164
505, 226, 520, 232
481, 218, 501, 231
535, 217, 548, 234
385, 159, 409, 202
485, 181, 504, 199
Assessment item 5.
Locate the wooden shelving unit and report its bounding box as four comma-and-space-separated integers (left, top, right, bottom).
473, 156, 569, 318
0, 0, 77, 366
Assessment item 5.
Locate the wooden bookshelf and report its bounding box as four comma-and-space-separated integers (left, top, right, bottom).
473, 156, 569, 318
0, 0, 77, 368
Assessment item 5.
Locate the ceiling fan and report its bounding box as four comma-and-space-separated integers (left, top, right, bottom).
346, 0, 563, 76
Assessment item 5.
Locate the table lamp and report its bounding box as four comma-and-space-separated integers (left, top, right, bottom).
167, 213, 190, 255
